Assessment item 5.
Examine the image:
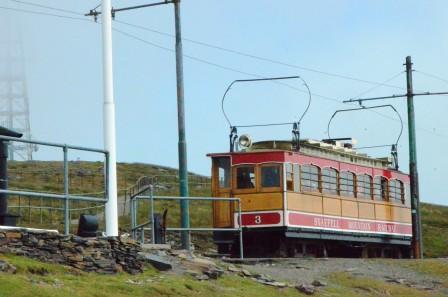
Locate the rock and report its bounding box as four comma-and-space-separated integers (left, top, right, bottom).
311, 280, 327, 287
143, 254, 172, 271
227, 265, 241, 273
386, 278, 407, 285
195, 274, 210, 281
28, 267, 49, 276
0, 229, 145, 275
186, 270, 200, 277
5, 232, 22, 239
189, 257, 216, 268
296, 284, 315, 295
0, 260, 16, 274
141, 244, 171, 251
257, 279, 287, 288
203, 268, 224, 280
240, 269, 252, 277
125, 279, 143, 285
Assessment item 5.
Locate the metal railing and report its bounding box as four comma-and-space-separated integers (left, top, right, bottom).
0, 135, 109, 234
130, 188, 244, 259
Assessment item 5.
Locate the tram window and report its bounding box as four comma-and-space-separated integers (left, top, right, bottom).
340, 171, 355, 197
261, 165, 281, 188
236, 166, 256, 189
322, 168, 338, 195
357, 174, 372, 199
301, 165, 320, 192
285, 163, 294, 191
215, 158, 230, 188
405, 183, 410, 203
373, 176, 388, 201
389, 179, 404, 203
293, 164, 300, 192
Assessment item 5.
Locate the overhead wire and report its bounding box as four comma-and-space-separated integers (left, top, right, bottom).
415, 70, 448, 86
5, 0, 82, 16
0, 5, 91, 22
1, 3, 447, 140
350, 71, 405, 100
114, 19, 408, 91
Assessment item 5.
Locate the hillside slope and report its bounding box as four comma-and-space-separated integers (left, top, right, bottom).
5, 161, 448, 257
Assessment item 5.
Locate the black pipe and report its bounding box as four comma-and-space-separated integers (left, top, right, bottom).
0, 141, 8, 215
0, 126, 23, 225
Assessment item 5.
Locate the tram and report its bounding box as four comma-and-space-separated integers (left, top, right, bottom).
209, 76, 412, 258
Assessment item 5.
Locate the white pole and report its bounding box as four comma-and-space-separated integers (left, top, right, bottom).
102, 0, 118, 237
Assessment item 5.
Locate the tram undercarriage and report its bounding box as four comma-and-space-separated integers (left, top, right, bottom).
214, 228, 412, 259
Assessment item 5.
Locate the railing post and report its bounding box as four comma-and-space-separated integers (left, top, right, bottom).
63, 146, 70, 235
150, 186, 155, 243
140, 226, 144, 243
238, 198, 244, 259
130, 197, 135, 239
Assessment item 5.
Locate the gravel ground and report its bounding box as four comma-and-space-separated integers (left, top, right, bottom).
231, 258, 448, 293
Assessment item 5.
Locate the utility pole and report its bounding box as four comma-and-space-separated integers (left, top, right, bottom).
173, 0, 190, 250
87, 0, 190, 247
343, 56, 448, 259
102, 0, 119, 237
405, 56, 422, 259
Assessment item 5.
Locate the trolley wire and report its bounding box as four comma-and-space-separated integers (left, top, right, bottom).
114, 20, 408, 91
0, 5, 90, 22
349, 71, 405, 100
5, 0, 82, 16
415, 70, 448, 87
1, 3, 447, 139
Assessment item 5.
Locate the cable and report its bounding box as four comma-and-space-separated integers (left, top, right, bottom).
112, 27, 448, 139
415, 70, 448, 86
350, 71, 404, 100
0, 5, 91, 22
114, 20, 407, 91
6, 0, 82, 16
1, 5, 446, 140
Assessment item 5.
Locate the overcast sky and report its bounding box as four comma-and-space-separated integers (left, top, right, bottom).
1, 0, 447, 205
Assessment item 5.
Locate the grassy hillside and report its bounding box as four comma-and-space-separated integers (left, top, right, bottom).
4, 161, 448, 257
421, 203, 448, 258
1, 254, 448, 296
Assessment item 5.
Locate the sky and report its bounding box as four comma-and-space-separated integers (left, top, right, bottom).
0, 0, 447, 205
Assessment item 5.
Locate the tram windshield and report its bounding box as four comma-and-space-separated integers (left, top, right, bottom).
236, 166, 256, 189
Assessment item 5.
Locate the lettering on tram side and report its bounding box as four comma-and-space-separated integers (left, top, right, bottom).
376, 223, 397, 233
347, 221, 372, 231
313, 217, 340, 229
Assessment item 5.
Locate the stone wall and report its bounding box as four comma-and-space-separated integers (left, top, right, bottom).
0, 228, 144, 274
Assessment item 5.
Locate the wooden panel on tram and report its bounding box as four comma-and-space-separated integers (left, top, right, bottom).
323, 197, 342, 216
341, 199, 358, 218
358, 201, 375, 220
287, 192, 323, 214
238, 192, 283, 211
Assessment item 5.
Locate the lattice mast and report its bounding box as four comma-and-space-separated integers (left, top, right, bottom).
0, 21, 33, 161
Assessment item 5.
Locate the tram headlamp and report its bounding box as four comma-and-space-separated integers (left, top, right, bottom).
238, 134, 252, 149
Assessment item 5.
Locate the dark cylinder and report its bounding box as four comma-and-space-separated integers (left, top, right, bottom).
77, 214, 99, 237
0, 126, 23, 225
0, 141, 7, 215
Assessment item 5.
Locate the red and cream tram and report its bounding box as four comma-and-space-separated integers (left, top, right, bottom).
209, 139, 412, 257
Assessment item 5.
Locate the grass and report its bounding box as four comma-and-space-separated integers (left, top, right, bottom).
0, 254, 300, 297
5, 161, 448, 257
2, 254, 448, 296
396, 259, 448, 287
323, 272, 442, 297
421, 203, 448, 258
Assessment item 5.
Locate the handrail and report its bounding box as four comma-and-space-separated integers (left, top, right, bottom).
130, 193, 244, 259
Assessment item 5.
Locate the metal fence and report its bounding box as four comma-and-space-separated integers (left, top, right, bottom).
130, 188, 244, 259
0, 135, 109, 234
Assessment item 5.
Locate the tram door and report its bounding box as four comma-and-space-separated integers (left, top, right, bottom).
212, 157, 233, 228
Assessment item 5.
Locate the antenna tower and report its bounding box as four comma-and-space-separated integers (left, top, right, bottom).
0, 19, 33, 161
